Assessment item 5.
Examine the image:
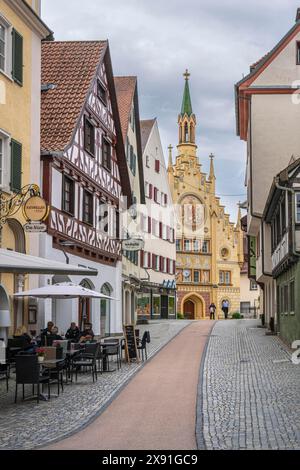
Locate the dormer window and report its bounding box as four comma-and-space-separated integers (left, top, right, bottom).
97, 80, 107, 105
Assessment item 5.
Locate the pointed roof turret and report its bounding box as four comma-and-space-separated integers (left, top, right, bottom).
181, 69, 193, 117
209, 153, 216, 180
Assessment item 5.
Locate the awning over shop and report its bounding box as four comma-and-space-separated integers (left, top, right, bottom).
0, 249, 98, 276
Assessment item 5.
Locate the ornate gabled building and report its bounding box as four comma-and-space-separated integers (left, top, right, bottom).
168, 71, 243, 319
39, 40, 132, 336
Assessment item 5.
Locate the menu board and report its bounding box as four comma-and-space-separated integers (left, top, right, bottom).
123, 325, 139, 363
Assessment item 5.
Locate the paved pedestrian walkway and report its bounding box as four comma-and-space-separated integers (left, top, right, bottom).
46, 321, 214, 450
198, 320, 300, 450
0, 320, 190, 450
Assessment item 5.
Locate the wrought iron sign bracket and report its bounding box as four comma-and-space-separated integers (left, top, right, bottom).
0, 184, 41, 228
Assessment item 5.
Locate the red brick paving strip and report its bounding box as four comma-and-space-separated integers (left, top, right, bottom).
46, 321, 214, 450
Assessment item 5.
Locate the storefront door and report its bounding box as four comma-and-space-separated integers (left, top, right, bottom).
161, 296, 169, 319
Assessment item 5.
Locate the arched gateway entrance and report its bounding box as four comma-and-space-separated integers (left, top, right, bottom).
182, 294, 205, 320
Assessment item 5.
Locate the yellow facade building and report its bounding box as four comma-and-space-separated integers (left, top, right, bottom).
0, 0, 51, 340
168, 71, 243, 319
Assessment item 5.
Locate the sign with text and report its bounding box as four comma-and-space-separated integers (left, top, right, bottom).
248, 236, 256, 279
23, 196, 49, 222
122, 238, 145, 252
123, 324, 139, 363
24, 222, 47, 233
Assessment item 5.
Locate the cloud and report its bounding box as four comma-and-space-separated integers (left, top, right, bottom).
41, 0, 300, 220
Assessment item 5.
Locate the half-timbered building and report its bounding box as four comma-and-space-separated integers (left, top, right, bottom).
39, 40, 131, 336
114, 76, 146, 325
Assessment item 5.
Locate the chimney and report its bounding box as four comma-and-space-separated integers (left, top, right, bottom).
296, 8, 300, 22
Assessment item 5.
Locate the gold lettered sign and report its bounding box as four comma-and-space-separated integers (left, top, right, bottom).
23, 196, 49, 222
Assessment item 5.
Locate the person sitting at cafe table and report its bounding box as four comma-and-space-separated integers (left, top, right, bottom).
51, 326, 63, 341
40, 321, 54, 346
65, 322, 80, 342
79, 323, 95, 343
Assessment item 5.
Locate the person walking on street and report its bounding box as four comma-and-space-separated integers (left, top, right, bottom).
222, 300, 229, 319
209, 303, 216, 320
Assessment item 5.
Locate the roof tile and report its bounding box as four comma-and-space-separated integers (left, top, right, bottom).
41, 41, 107, 152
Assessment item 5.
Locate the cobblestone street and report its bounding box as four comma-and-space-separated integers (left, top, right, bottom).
198, 320, 300, 450
0, 320, 190, 450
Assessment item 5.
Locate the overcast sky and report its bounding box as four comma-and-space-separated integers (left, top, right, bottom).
42, 0, 300, 221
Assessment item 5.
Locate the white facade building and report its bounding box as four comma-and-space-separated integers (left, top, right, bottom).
138, 119, 176, 320
235, 9, 300, 330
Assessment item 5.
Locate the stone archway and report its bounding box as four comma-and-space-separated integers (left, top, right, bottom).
181, 293, 205, 320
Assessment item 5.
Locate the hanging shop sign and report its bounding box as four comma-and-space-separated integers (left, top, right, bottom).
248, 236, 257, 279
122, 238, 145, 252
24, 222, 47, 233
23, 196, 49, 223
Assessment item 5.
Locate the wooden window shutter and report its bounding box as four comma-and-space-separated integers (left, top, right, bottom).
152, 254, 156, 269
166, 258, 170, 274
140, 251, 144, 267
149, 184, 153, 199
164, 194, 168, 205
148, 217, 152, 233
10, 139, 22, 192
148, 253, 151, 267
155, 159, 160, 173
159, 222, 163, 239
12, 29, 23, 85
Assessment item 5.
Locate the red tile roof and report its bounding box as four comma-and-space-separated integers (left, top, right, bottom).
140, 119, 156, 153
41, 41, 107, 152
114, 76, 137, 144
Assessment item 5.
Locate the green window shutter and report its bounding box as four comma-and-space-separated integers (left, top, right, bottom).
12, 29, 23, 86
10, 139, 22, 192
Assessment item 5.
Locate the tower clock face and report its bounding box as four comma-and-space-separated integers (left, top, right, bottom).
179, 195, 206, 237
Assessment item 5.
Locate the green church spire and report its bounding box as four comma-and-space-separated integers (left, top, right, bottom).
181, 69, 193, 117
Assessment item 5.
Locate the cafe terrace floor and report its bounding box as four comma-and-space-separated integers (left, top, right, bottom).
0, 320, 191, 450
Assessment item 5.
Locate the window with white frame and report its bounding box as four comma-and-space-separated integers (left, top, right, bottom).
0, 21, 6, 72
0, 129, 9, 189
143, 252, 150, 268
0, 15, 12, 77
146, 155, 150, 168
296, 193, 300, 223
162, 224, 168, 240
155, 255, 160, 271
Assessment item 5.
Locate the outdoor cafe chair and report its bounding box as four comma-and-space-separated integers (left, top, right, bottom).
43, 347, 65, 394
137, 331, 151, 362
70, 343, 100, 383
15, 355, 50, 404
0, 363, 9, 391
103, 339, 122, 370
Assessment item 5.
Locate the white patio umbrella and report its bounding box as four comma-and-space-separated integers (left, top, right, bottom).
13, 282, 116, 300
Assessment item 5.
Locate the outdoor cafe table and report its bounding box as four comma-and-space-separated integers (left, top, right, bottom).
99, 341, 121, 373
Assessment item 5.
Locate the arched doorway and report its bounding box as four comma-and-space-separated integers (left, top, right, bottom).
0, 285, 11, 343
182, 293, 205, 320
79, 279, 95, 329
7, 219, 26, 331
101, 283, 112, 337
184, 300, 195, 319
